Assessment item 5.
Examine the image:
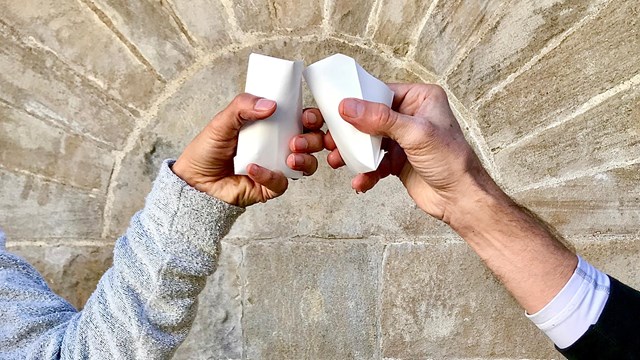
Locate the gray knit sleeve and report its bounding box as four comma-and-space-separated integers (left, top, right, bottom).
0, 160, 244, 359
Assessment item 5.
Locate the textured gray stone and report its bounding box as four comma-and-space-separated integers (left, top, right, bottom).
415, 0, 503, 75
103, 136, 161, 240
91, 0, 196, 80
497, 88, 640, 190
0, 102, 114, 192
170, 0, 233, 50
7, 244, 113, 310
223, 0, 324, 34
231, 0, 274, 33
374, 0, 436, 56
331, 0, 376, 37
0, 169, 105, 242
0, 0, 164, 110
448, 0, 602, 108
242, 239, 382, 359
477, 0, 640, 151
173, 242, 243, 360
271, 0, 323, 31
579, 237, 640, 290
0, 23, 135, 149
228, 159, 454, 241
381, 242, 557, 359
513, 163, 640, 239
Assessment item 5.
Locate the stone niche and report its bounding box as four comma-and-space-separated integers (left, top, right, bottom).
1, 0, 638, 359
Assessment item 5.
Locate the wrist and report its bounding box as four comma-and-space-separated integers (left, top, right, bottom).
444, 168, 577, 313
444, 169, 512, 235
172, 156, 208, 191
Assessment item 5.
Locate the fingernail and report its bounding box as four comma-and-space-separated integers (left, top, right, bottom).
294, 137, 308, 150
306, 111, 318, 125
294, 154, 304, 167
343, 99, 364, 118
255, 99, 276, 111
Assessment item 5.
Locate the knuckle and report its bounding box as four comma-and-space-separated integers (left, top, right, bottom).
372, 103, 389, 124
231, 93, 258, 112
374, 103, 397, 130
268, 170, 278, 182
231, 93, 249, 107
420, 120, 437, 137
429, 85, 448, 101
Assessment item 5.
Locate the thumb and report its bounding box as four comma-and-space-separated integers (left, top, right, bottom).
339, 98, 414, 143
208, 93, 276, 140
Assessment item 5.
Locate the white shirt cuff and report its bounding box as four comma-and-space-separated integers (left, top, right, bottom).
526, 256, 610, 349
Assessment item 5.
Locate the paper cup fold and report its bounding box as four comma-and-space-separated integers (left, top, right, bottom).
234, 53, 304, 179
304, 53, 394, 173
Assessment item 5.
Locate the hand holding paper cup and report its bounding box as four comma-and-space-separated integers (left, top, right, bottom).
304, 54, 394, 173
234, 53, 304, 179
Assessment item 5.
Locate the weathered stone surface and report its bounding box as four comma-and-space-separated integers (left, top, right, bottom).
91, 0, 196, 79
374, 0, 436, 56
331, 0, 376, 37
0, 102, 114, 191
0, 0, 164, 110
0, 169, 105, 242
7, 244, 113, 310
170, 0, 233, 49
497, 87, 640, 189
272, 0, 323, 31
243, 239, 382, 359
448, 0, 602, 108
415, 0, 503, 75
235, 0, 323, 34
102, 136, 161, 239
477, 0, 640, 151
0, 24, 135, 148
513, 164, 640, 239
231, 0, 274, 33
229, 159, 454, 240
578, 237, 640, 290
173, 242, 243, 360
381, 243, 557, 358
299, 39, 422, 82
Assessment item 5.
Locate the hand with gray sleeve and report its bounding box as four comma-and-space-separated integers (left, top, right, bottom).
0, 94, 326, 359
323, 83, 640, 359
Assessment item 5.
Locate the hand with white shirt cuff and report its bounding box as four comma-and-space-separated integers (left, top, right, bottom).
527, 256, 610, 349
319, 82, 640, 357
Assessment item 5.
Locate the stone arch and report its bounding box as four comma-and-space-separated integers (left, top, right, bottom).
1, 0, 638, 358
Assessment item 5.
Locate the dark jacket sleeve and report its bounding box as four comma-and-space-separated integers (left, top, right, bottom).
558, 276, 640, 359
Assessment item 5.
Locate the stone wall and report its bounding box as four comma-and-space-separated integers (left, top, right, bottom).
1, 0, 638, 358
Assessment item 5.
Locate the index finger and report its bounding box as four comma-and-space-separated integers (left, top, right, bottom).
387, 83, 414, 109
